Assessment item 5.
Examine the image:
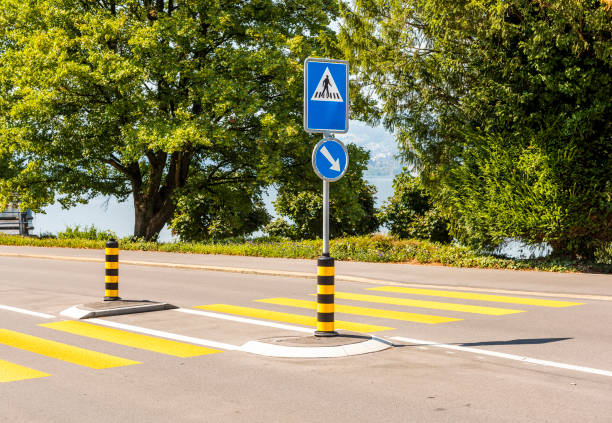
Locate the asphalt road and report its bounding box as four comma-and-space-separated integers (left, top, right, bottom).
1, 246, 611, 422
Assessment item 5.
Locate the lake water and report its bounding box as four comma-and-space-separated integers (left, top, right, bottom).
33, 177, 396, 242
369, 177, 395, 206
36, 196, 143, 239
31, 176, 544, 258
31, 120, 400, 242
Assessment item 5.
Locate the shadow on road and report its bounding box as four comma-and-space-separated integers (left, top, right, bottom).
459, 337, 572, 347
390, 337, 573, 348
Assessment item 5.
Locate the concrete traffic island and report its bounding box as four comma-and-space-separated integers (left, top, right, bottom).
60, 300, 178, 319
58, 239, 177, 319
239, 250, 394, 358
241, 331, 392, 358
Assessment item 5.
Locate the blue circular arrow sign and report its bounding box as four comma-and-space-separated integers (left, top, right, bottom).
312, 138, 349, 182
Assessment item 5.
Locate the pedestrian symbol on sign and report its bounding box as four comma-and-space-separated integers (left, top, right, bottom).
304, 57, 348, 133
311, 67, 343, 102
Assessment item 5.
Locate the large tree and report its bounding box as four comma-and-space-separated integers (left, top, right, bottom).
342, 0, 612, 258
377, 171, 450, 243
0, 0, 340, 240
267, 143, 379, 240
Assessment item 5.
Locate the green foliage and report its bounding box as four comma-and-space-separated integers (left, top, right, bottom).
265, 218, 297, 240
0, 154, 14, 180
57, 225, 117, 241
0, 0, 341, 240
267, 144, 379, 239
1, 233, 610, 273
595, 242, 612, 265
342, 0, 612, 259
170, 181, 270, 242
378, 172, 451, 242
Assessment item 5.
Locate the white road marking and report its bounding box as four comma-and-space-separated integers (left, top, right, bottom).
0, 304, 55, 319
88, 318, 241, 351
392, 336, 612, 377
175, 308, 314, 334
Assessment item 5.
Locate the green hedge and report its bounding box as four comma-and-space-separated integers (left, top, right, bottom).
0, 234, 609, 273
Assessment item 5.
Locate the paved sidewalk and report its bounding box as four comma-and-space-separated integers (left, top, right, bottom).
0, 245, 610, 296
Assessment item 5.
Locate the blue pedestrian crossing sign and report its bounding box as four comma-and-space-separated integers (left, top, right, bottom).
312, 138, 349, 182
304, 57, 349, 133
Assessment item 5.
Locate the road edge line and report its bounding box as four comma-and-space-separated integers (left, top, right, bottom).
87, 318, 241, 351
175, 308, 314, 334
391, 336, 612, 378
0, 304, 55, 319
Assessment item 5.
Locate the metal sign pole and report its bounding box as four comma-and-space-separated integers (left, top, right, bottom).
306, 58, 349, 338
315, 131, 337, 337
322, 131, 332, 257
322, 180, 329, 257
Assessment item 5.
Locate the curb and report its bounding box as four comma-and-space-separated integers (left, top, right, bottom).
241, 336, 393, 358
60, 302, 178, 319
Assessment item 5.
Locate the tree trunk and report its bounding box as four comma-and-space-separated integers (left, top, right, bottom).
133, 195, 175, 241
129, 151, 192, 241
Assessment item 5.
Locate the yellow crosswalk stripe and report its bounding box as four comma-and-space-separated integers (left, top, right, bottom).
329, 292, 524, 315
0, 329, 139, 369
40, 321, 222, 358
0, 359, 50, 382
369, 286, 584, 307
256, 298, 462, 324
196, 304, 394, 333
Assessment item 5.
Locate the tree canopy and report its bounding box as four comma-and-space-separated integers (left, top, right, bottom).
0, 0, 341, 240
377, 171, 450, 243
342, 0, 612, 258
267, 143, 378, 240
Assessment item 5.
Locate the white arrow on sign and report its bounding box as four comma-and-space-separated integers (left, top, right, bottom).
320, 146, 341, 171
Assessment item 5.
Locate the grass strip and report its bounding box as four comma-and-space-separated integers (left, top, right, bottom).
0, 234, 609, 273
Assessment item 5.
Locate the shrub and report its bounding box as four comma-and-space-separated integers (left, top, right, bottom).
378, 172, 451, 243
595, 243, 612, 265
57, 225, 117, 241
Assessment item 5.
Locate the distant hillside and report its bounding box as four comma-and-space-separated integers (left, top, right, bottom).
336, 121, 403, 178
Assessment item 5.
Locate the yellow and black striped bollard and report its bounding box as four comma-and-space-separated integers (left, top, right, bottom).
315, 255, 338, 337
104, 239, 121, 301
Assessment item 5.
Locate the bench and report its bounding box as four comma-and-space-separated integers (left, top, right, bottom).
0, 209, 34, 236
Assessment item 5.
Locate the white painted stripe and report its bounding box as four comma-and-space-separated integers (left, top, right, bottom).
391, 336, 612, 377
87, 318, 240, 351
175, 308, 314, 334
0, 304, 55, 319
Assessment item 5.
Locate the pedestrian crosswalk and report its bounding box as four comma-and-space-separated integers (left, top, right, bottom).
0, 321, 222, 383
40, 321, 221, 358
0, 328, 139, 369
330, 292, 525, 315
0, 358, 49, 383
194, 284, 583, 333
1, 284, 584, 383
195, 304, 393, 333
254, 298, 462, 324
368, 286, 584, 307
